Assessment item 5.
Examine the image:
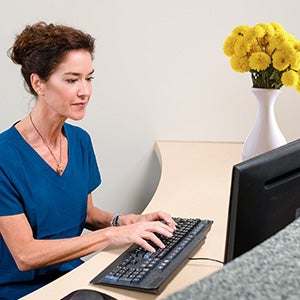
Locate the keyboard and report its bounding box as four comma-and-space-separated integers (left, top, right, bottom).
90, 217, 213, 294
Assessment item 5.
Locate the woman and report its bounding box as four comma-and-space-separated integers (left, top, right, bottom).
0, 22, 176, 299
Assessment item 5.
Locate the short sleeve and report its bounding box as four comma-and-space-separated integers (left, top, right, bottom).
0, 151, 25, 216
87, 135, 101, 193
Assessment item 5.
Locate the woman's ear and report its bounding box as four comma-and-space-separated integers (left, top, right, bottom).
30, 73, 45, 96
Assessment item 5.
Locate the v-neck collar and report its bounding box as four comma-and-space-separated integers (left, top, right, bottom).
12, 123, 69, 177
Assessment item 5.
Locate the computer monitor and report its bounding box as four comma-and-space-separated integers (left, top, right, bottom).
224, 139, 300, 264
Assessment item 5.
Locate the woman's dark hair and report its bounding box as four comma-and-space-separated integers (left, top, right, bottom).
8, 22, 95, 96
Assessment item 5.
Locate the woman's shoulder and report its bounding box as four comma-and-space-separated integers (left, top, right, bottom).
0, 125, 19, 148
0, 125, 21, 162
64, 123, 89, 135
0, 124, 16, 138
63, 123, 92, 143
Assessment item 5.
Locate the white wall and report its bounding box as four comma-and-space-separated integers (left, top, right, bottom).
1, 0, 300, 214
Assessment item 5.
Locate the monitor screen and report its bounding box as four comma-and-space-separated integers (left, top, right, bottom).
224, 139, 300, 263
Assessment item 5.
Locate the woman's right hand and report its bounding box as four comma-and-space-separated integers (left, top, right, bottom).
103, 220, 175, 253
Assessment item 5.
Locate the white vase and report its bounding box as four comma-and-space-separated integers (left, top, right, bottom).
242, 88, 287, 161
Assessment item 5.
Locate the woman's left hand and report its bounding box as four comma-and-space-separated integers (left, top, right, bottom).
121, 210, 177, 230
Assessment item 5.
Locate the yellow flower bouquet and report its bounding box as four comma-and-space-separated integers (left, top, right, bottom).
223, 22, 300, 92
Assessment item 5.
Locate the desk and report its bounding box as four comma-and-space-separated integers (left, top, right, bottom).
21, 141, 243, 300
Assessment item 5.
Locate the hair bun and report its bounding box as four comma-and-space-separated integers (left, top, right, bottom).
9, 22, 48, 65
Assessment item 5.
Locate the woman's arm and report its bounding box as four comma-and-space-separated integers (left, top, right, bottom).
0, 195, 176, 272
85, 194, 177, 230
0, 213, 109, 271
85, 194, 114, 230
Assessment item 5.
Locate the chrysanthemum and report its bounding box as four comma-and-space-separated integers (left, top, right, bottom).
281, 70, 298, 87
293, 40, 300, 52
223, 35, 236, 57
249, 52, 271, 71
234, 37, 251, 57
230, 55, 250, 72
290, 52, 300, 70
232, 25, 250, 37
246, 25, 266, 41
272, 49, 290, 71
270, 22, 285, 34
256, 23, 275, 37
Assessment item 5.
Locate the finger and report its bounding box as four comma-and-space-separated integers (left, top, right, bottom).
156, 221, 177, 235
146, 232, 166, 249
155, 211, 177, 229
149, 221, 174, 237
135, 236, 157, 253
165, 218, 177, 230
145, 232, 168, 252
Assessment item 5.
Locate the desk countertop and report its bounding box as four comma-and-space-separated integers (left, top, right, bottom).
21, 141, 243, 300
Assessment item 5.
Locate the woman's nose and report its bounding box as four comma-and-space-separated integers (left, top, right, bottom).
78, 81, 92, 97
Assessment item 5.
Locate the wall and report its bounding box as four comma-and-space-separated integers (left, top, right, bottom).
1, 0, 300, 214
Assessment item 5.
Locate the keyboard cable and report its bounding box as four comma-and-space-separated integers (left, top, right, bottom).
188, 257, 224, 265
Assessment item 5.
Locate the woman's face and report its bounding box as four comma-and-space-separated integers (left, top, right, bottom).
40, 49, 94, 121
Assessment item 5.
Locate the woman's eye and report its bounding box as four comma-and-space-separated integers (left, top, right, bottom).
86, 76, 95, 82
66, 79, 78, 83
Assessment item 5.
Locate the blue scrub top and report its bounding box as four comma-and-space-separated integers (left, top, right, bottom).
0, 123, 101, 300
